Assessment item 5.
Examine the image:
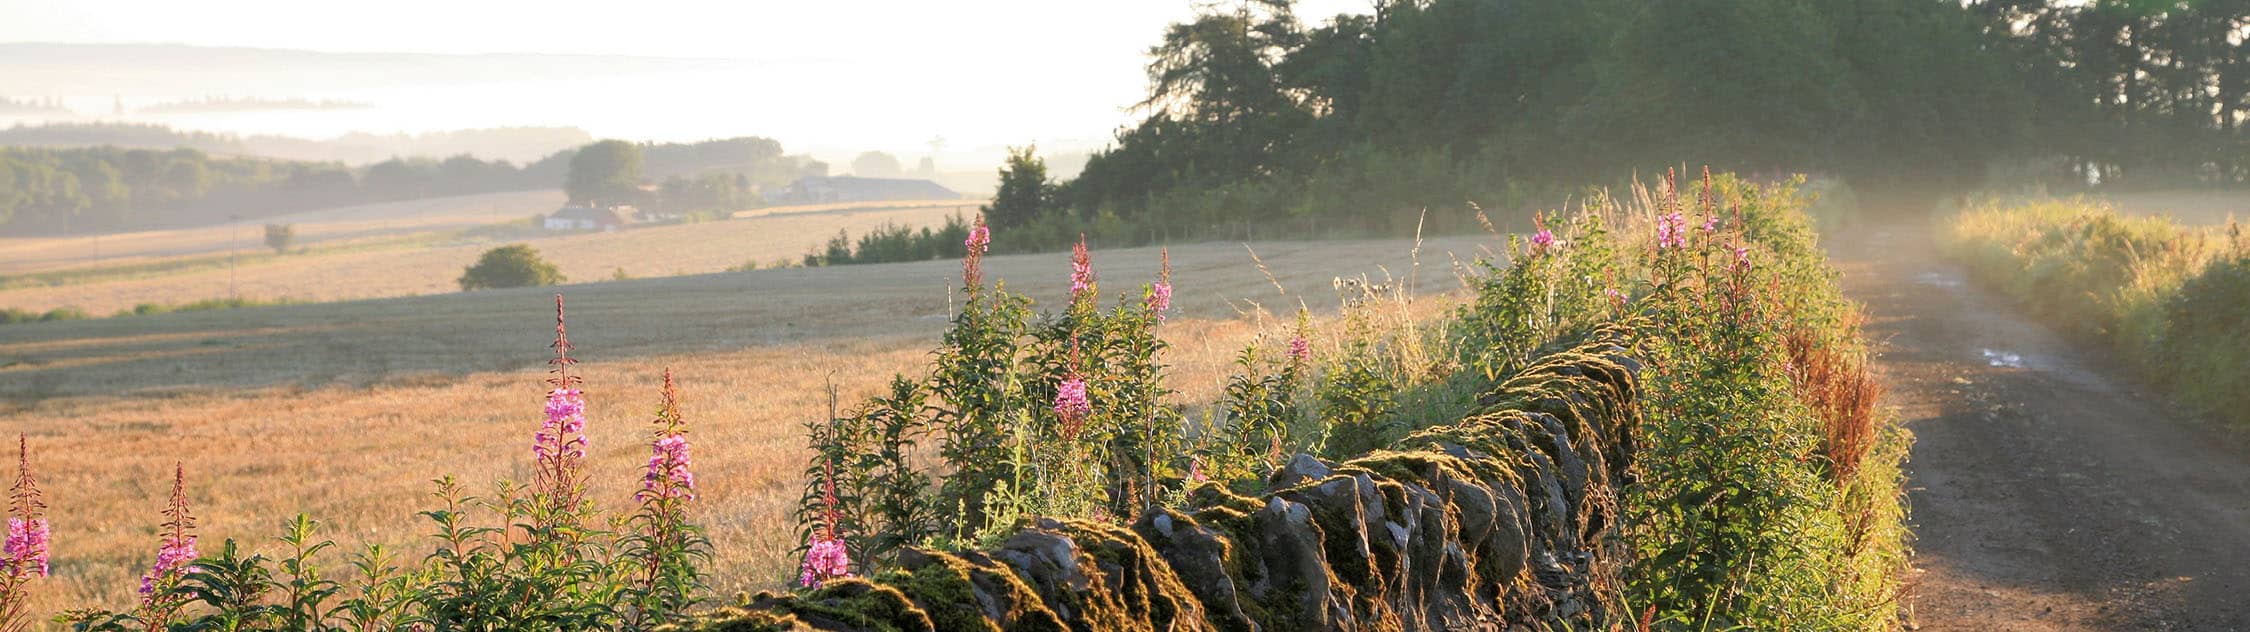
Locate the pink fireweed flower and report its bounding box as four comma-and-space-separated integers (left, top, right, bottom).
963, 218, 990, 289
1287, 334, 1312, 365
1529, 228, 1556, 254
1069, 235, 1096, 303
1656, 211, 1686, 250
139, 535, 198, 597
1733, 245, 1753, 270
1704, 213, 1720, 233
964, 223, 990, 254
1053, 376, 1092, 438
536, 388, 589, 462
9, 434, 47, 578
1189, 457, 1209, 484
141, 463, 198, 599
1146, 247, 1173, 321
798, 535, 852, 589
642, 434, 695, 500
5, 517, 48, 577
1147, 282, 1173, 319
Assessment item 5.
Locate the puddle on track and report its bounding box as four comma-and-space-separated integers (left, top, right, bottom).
1916, 271, 1963, 288
1981, 348, 2026, 368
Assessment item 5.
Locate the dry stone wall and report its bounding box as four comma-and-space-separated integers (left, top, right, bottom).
669, 331, 1642, 632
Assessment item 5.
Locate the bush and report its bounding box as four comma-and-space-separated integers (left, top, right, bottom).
1, 306, 92, 324
800, 214, 974, 267
458, 244, 565, 290
263, 223, 295, 254
1945, 198, 2250, 427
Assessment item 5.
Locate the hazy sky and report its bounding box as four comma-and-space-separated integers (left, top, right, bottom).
0, 0, 1373, 165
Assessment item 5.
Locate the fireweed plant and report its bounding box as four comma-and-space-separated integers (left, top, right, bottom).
1, 436, 48, 632
59, 295, 710, 631
1446, 171, 1909, 629
803, 225, 1200, 565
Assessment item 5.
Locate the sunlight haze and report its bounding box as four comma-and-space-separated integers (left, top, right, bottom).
0, 0, 1371, 165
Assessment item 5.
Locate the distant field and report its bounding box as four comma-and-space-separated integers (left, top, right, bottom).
0, 202, 981, 315
0, 190, 566, 275
730, 198, 978, 220
0, 235, 1483, 617
2093, 190, 2250, 226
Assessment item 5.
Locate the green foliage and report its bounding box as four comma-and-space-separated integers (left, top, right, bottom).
1435, 175, 1908, 628
1050, 0, 2250, 237
981, 146, 1055, 230
458, 244, 566, 291
0, 306, 89, 324
797, 377, 941, 574
1946, 198, 2250, 427
0, 133, 820, 236
652, 173, 759, 216
263, 223, 295, 255
799, 214, 973, 267
565, 140, 646, 206
1198, 340, 1313, 481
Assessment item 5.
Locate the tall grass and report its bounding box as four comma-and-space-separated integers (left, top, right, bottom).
1944, 197, 2250, 428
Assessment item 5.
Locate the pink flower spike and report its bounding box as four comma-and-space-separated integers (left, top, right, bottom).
964, 224, 990, 254
1145, 247, 1173, 321
1656, 211, 1687, 250
5, 517, 49, 577
1053, 376, 1092, 435
1069, 235, 1096, 302
642, 433, 696, 500
798, 535, 852, 589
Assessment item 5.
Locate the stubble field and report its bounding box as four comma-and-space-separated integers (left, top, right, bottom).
0, 234, 1484, 618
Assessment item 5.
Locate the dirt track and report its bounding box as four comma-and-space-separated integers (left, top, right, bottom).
1832, 220, 2250, 630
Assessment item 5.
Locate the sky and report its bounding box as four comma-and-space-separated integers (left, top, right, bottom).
0, 0, 1373, 167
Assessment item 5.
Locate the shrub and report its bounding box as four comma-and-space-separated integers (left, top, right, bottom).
263, 223, 295, 254
39, 307, 88, 323
458, 244, 565, 290
801, 214, 975, 267
1946, 198, 2250, 427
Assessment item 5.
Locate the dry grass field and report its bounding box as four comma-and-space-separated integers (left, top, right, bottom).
0, 235, 1486, 618
0, 190, 567, 276
0, 202, 981, 315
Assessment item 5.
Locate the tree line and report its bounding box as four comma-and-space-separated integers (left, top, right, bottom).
992, 0, 2250, 239
0, 136, 829, 235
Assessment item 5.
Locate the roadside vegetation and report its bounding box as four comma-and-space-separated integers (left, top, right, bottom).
0, 173, 1907, 630
1945, 197, 2250, 428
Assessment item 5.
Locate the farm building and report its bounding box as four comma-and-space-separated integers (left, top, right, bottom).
767, 176, 960, 205
543, 205, 633, 231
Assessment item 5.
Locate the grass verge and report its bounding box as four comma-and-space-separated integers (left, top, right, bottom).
1944, 196, 2250, 428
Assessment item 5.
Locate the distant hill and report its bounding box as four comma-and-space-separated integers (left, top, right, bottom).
0, 122, 594, 165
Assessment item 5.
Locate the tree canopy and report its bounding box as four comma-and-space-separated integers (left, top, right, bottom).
1042, 0, 2250, 232
564, 140, 645, 206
